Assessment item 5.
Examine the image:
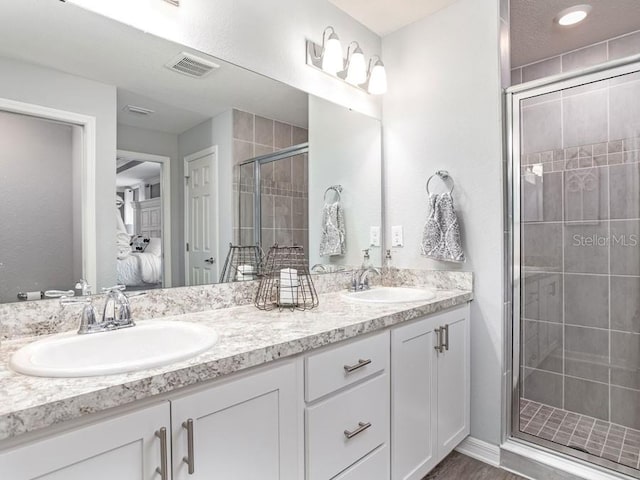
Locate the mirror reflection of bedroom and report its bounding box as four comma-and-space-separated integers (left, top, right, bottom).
115, 151, 165, 291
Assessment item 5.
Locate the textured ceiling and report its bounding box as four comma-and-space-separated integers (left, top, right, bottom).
511, 0, 640, 67
328, 0, 457, 36
0, 0, 308, 132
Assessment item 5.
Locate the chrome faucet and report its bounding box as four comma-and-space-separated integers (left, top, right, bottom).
61, 285, 135, 334
350, 249, 381, 291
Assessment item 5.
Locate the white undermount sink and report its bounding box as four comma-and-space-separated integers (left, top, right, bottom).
341, 286, 436, 304
10, 320, 218, 378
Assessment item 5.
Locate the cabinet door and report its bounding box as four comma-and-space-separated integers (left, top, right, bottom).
436, 305, 470, 459
391, 315, 439, 480
171, 361, 299, 480
0, 402, 170, 480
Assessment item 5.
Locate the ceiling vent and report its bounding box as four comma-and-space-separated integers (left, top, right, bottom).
166, 52, 220, 78
123, 104, 155, 116
163, 0, 180, 6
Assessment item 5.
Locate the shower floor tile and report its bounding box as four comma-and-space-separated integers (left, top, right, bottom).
519, 398, 640, 471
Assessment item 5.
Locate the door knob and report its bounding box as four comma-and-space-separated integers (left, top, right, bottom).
205, 257, 215, 264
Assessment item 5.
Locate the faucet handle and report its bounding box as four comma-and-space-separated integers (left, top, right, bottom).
101, 285, 126, 294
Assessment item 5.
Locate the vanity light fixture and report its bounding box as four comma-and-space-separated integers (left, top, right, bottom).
366, 56, 387, 95
306, 28, 387, 95
341, 41, 367, 86
555, 4, 592, 26
317, 26, 343, 75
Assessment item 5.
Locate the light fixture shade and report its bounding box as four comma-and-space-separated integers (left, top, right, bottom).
556, 4, 592, 26
322, 33, 343, 76
345, 50, 367, 85
368, 60, 387, 95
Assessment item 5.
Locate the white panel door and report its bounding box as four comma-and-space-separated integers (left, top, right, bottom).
185, 150, 217, 285
391, 316, 439, 480
0, 402, 170, 480
436, 305, 471, 459
171, 361, 299, 480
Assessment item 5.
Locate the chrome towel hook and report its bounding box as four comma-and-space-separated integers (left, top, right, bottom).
426, 170, 454, 195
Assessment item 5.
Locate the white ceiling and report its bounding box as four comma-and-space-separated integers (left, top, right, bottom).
0, 0, 308, 133
328, 0, 458, 36
511, 0, 640, 67
116, 162, 161, 188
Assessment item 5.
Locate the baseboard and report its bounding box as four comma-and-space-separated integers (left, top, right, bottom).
455, 436, 501, 467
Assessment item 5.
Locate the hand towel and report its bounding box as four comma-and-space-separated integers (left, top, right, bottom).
319, 202, 346, 257
421, 192, 465, 263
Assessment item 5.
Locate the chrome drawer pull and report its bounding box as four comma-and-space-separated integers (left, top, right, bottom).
182, 418, 195, 474
434, 327, 443, 353
442, 324, 449, 351
155, 427, 168, 480
343, 358, 372, 373
344, 421, 372, 439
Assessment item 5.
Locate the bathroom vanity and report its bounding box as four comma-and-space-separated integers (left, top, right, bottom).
0, 284, 471, 480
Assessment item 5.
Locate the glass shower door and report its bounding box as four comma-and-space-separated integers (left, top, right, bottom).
514, 65, 640, 476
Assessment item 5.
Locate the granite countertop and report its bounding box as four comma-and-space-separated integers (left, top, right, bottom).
0, 287, 472, 442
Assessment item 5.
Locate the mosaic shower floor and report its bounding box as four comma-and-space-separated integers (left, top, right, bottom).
520, 398, 640, 471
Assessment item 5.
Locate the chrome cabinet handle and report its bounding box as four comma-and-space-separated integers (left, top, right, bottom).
155, 427, 168, 480
182, 418, 195, 474
344, 421, 372, 439
442, 324, 449, 351
434, 327, 443, 353
343, 358, 372, 373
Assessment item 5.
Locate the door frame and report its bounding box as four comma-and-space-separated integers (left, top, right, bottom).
117, 149, 172, 288
183, 146, 219, 285
0, 97, 97, 291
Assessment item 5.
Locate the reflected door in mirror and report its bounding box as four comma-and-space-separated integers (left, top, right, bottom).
186, 149, 218, 285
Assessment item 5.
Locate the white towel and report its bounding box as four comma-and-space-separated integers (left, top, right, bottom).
319, 202, 346, 257
421, 193, 465, 263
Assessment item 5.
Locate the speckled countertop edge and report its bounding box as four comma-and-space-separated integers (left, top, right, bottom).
0, 287, 472, 442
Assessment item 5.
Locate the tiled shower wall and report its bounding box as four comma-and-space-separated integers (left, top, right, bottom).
511, 29, 640, 85
231, 109, 308, 251
520, 71, 640, 431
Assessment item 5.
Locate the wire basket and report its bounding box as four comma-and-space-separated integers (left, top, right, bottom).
220, 244, 263, 283
255, 245, 319, 311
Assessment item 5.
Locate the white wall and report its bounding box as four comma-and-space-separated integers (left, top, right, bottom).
177, 111, 234, 285
67, 0, 382, 119
308, 96, 382, 267
382, 0, 504, 445
0, 112, 74, 302
0, 57, 118, 290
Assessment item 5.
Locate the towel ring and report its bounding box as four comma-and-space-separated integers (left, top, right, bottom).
426, 171, 454, 195
324, 185, 343, 202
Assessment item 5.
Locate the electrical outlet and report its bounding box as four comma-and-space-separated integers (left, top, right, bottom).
391, 225, 404, 247
370, 226, 381, 247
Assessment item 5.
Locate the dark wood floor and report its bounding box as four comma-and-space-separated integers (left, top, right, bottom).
423, 452, 529, 480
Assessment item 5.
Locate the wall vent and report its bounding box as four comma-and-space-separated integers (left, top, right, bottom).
166, 52, 220, 78
123, 104, 155, 116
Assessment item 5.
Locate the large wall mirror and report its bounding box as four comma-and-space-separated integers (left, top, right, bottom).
0, 2, 382, 304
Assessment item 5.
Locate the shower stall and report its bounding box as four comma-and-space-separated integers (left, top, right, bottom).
508, 58, 640, 477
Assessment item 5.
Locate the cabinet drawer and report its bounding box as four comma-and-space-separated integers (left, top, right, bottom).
306, 374, 389, 480
332, 444, 389, 480
305, 331, 389, 402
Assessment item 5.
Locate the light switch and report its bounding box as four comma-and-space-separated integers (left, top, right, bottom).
391, 225, 404, 247
370, 226, 381, 247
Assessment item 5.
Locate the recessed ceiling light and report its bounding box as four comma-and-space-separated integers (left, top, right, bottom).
556, 5, 592, 26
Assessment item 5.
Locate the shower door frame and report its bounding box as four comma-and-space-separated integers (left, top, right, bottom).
506, 55, 640, 478
238, 142, 309, 247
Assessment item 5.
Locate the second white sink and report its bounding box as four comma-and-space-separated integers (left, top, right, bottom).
342, 286, 436, 304
10, 320, 218, 378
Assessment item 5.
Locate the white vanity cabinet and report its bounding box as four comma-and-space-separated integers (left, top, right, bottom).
304, 331, 391, 480
391, 304, 470, 480
170, 360, 300, 480
0, 402, 170, 480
